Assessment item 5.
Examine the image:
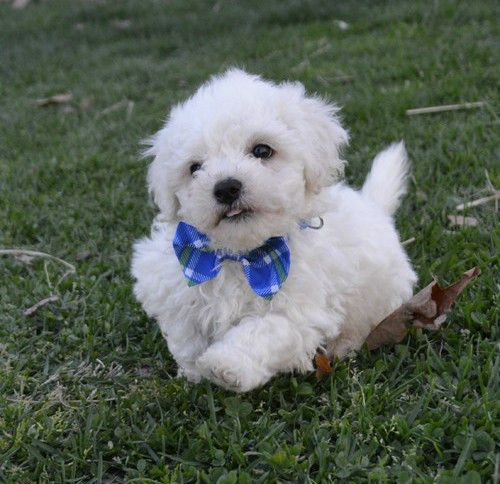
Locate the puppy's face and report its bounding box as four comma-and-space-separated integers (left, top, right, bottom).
146, 70, 348, 251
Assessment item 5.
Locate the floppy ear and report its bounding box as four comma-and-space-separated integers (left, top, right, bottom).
142, 130, 180, 222
284, 83, 349, 193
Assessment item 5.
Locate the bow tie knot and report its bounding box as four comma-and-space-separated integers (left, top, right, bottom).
173, 222, 290, 299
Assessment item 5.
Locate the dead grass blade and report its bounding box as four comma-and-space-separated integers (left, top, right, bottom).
24, 295, 60, 317
0, 249, 76, 273
35, 93, 73, 106
406, 101, 486, 116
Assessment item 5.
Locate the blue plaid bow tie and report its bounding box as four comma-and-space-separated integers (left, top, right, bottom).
173, 221, 291, 299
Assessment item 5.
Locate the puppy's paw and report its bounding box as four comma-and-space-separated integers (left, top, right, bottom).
196, 346, 269, 392
177, 365, 202, 384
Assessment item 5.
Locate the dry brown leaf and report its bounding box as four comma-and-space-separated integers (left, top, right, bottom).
315, 267, 481, 381
314, 353, 333, 382
365, 267, 480, 350
79, 96, 95, 110
12, 0, 31, 9
35, 93, 73, 107
412, 267, 481, 328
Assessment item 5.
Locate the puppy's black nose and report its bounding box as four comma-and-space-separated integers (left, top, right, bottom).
213, 178, 242, 205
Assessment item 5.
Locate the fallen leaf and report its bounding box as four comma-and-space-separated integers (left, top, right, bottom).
12, 0, 31, 9
75, 250, 92, 261
314, 353, 333, 382
363, 305, 413, 350
13, 253, 35, 266
35, 93, 73, 107
412, 267, 481, 329
24, 295, 59, 317
365, 267, 480, 350
315, 267, 481, 380
448, 215, 478, 227
79, 96, 95, 110
111, 19, 132, 29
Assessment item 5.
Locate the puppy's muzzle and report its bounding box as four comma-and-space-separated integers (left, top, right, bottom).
213, 178, 243, 205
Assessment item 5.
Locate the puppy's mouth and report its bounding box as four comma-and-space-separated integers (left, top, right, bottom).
221, 206, 254, 223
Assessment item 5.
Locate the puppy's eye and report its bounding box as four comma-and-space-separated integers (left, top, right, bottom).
252, 144, 274, 159
190, 162, 202, 175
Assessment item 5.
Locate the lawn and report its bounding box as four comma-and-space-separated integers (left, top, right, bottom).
0, 0, 498, 481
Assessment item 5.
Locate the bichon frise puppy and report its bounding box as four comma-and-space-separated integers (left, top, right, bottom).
132, 69, 417, 392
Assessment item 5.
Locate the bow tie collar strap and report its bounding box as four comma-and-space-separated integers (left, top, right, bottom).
172, 222, 290, 299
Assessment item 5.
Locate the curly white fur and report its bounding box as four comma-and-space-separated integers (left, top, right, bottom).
132, 69, 417, 392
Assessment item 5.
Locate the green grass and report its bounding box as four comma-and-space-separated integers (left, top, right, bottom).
0, 0, 498, 481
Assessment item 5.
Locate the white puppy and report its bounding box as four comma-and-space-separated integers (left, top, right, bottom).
132, 69, 417, 392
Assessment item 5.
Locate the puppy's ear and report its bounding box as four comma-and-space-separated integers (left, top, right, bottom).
142, 131, 180, 222
284, 83, 349, 193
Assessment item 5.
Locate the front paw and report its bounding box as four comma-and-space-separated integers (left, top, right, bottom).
177, 365, 202, 384
196, 346, 269, 392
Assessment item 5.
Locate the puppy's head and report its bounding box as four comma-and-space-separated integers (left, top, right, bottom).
145, 69, 348, 251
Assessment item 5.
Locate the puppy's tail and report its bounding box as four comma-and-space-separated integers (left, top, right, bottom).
361, 141, 410, 216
